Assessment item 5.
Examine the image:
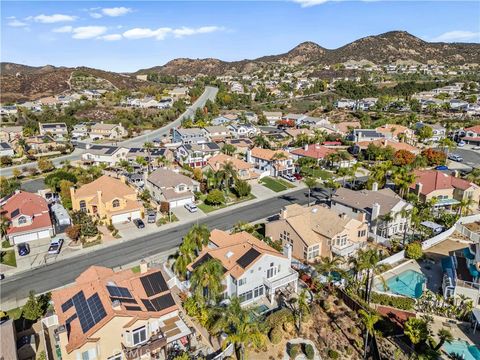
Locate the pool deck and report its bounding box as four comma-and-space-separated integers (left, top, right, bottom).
428, 314, 480, 349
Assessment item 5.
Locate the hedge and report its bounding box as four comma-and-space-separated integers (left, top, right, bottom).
370, 292, 415, 310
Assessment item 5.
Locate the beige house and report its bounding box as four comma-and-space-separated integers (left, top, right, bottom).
90, 122, 126, 140
71, 175, 144, 224
51, 265, 191, 360
203, 153, 258, 181
266, 204, 368, 261
146, 168, 199, 208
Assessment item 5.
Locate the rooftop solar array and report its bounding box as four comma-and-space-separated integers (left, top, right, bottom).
61, 298, 74, 312
142, 299, 156, 312
106, 285, 133, 298
237, 248, 261, 269
141, 293, 175, 312
110, 297, 137, 304
140, 272, 168, 297
71, 291, 107, 334
125, 306, 142, 311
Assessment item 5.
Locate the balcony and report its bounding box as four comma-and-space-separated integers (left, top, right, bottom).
122, 332, 167, 360
331, 241, 361, 257
264, 269, 298, 290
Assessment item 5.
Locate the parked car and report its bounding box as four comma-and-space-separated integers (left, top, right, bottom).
282, 173, 297, 182
147, 211, 157, 224
435, 165, 449, 170
184, 202, 198, 213
448, 154, 463, 162
473, 146, 480, 150
457, 141, 466, 147
48, 238, 64, 255
17, 243, 30, 257
293, 173, 303, 180
133, 218, 145, 229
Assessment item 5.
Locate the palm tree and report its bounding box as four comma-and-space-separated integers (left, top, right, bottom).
438, 138, 456, 157
434, 328, 453, 351
144, 142, 154, 172
292, 289, 310, 334
403, 317, 430, 347
221, 143, 237, 156
303, 177, 317, 206
466, 168, 480, 186
356, 249, 388, 303
0, 216, 10, 240
358, 309, 380, 359
392, 167, 417, 198
217, 161, 238, 194
400, 207, 413, 246
253, 135, 270, 149
315, 256, 344, 292
187, 224, 210, 251
189, 258, 224, 304
204, 168, 218, 190
457, 196, 475, 217
323, 178, 340, 203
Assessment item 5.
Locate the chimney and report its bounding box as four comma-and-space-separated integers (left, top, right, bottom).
97, 190, 102, 205
283, 243, 292, 262
371, 203, 381, 221
111, 299, 122, 311
358, 212, 367, 223
453, 170, 459, 178
140, 259, 148, 274
415, 182, 423, 195
246, 149, 252, 163
120, 175, 127, 184
372, 182, 378, 192
281, 207, 288, 219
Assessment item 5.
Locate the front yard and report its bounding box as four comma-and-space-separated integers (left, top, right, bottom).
260, 176, 296, 192
301, 167, 333, 180
197, 193, 256, 213
0, 249, 17, 267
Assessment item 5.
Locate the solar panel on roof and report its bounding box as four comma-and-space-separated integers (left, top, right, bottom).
106, 285, 133, 299
140, 272, 168, 297
72, 291, 107, 334
141, 299, 155, 312
237, 248, 261, 269
110, 297, 137, 304
61, 298, 74, 312
150, 293, 176, 311
10, 209, 20, 218
66, 313, 77, 324
125, 306, 142, 311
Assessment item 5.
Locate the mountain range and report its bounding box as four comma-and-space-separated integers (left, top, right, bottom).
2, 31, 479, 102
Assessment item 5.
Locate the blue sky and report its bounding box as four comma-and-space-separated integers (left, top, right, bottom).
2, 1, 479, 72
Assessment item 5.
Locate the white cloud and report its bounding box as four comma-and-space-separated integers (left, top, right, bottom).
99, 34, 122, 41
8, 19, 28, 27
90, 12, 103, 19
53, 25, 73, 33
72, 26, 107, 39
293, 0, 331, 6
172, 26, 223, 38
123, 27, 172, 40
102, 7, 132, 17
30, 13, 77, 23
431, 30, 480, 43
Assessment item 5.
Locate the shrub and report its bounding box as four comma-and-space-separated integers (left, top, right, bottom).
405, 242, 423, 260
205, 189, 225, 205
304, 344, 314, 360
370, 292, 415, 310
327, 349, 339, 359
288, 344, 302, 359
269, 326, 282, 344
266, 308, 294, 330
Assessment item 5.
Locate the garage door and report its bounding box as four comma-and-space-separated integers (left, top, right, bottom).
12, 232, 38, 244
171, 197, 193, 208
130, 211, 141, 220
111, 213, 131, 224
37, 230, 51, 239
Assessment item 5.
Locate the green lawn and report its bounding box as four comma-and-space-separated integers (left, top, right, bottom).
260, 177, 295, 192
6, 307, 22, 320
301, 167, 333, 180
0, 250, 16, 267
198, 193, 256, 213
1, 240, 12, 248
131, 265, 141, 273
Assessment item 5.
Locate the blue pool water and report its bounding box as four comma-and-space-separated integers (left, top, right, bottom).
376, 269, 426, 298
443, 340, 480, 360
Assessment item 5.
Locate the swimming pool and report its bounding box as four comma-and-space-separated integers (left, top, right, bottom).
375, 269, 426, 298
443, 340, 480, 360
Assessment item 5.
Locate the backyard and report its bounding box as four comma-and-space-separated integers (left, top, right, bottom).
260, 177, 296, 192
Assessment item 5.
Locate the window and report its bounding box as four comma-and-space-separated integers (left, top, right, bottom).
178, 185, 185, 192
132, 326, 147, 345
267, 266, 278, 279
18, 216, 27, 225
358, 230, 366, 238
238, 278, 246, 286
112, 199, 120, 208
79, 348, 97, 360
79, 200, 87, 212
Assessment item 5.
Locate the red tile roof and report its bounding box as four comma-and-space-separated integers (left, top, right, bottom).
465, 125, 480, 134
291, 144, 336, 159
1, 191, 52, 234
410, 170, 476, 195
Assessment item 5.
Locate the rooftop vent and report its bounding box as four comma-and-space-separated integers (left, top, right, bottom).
311, 208, 318, 213
226, 251, 234, 259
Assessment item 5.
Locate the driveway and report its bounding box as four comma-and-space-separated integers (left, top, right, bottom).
172, 206, 207, 222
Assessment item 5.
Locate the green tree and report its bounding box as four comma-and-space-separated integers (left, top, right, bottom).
190, 258, 224, 304
404, 317, 430, 346
37, 157, 54, 173
205, 189, 225, 205
405, 242, 423, 260
186, 224, 210, 251
221, 144, 236, 156
392, 166, 417, 198
59, 180, 74, 209
358, 309, 380, 359
0, 176, 20, 198
234, 179, 251, 198
434, 328, 453, 351
315, 256, 344, 291
0, 215, 10, 240
22, 291, 43, 321
417, 126, 434, 143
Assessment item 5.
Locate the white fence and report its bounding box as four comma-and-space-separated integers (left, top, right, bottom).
212, 343, 234, 360
379, 214, 480, 265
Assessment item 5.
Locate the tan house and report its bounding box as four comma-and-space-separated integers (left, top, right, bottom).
71, 175, 144, 224
51, 264, 191, 360
266, 204, 368, 261
246, 147, 294, 177
90, 122, 126, 140
410, 170, 480, 212
146, 168, 199, 208
203, 153, 258, 181
376, 124, 416, 144
0, 125, 23, 144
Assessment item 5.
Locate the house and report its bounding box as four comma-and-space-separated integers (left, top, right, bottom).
204, 154, 258, 181
335, 99, 356, 110
71, 175, 144, 224
376, 124, 416, 144
1, 190, 54, 244
82, 145, 129, 166
25, 135, 62, 153
331, 187, 413, 240
415, 122, 446, 142
262, 111, 282, 125
203, 126, 230, 141
246, 147, 294, 177
211, 116, 234, 126
227, 124, 258, 138
71, 123, 90, 138
335, 121, 361, 135
175, 143, 221, 168
169, 87, 189, 99
90, 122, 126, 140
352, 129, 385, 142
265, 204, 368, 260
0, 105, 17, 116
187, 229, 298, 306
296, 116, 329, 127
39, 123, 68, 139
218, 138, 253, 155
460, 125, 480, 145
0, 126, 23, 144
51, 264, 191, 360
282, 113, 305, 124
146, 168, 199, 208
171, 127, 207, 145
409, 170, 480, 212
0, 318, 18, 360
0, 142, 14, 157
290, 144, 354, 167
353, 139, 420, 155
126, 147, 173, 163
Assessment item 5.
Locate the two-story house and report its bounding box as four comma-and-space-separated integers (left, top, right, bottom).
246, 147, 294, 177
171, 127, 208, 145
51, 264, 191, 360
175, 143, 221, 168
146, 168, 199, 208
376, 124, 416, 145
1, 190, 54, 244
81, 145, 129, 166
39, 123, 68, 140
262, 111, 282, 126
415, 122, 446, 142
227, 124, 258, 138
187, 229, 298, 306
203, 154, 258, 181
90, 122, 126, 140
409, 170, 480, 212
331, 187, 413, 240
290, 144, 355, 168
265, 204, 368, 261
203, 126, 230, 141
70, 175, 144, 224
71, 123, 90, 139
352, 129, 385, 142
461, 125, 480, 145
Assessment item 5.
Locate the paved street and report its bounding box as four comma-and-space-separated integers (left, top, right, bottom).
453, 148, 480, 169
0, 187, 321, 308
0, 86, 218, 177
